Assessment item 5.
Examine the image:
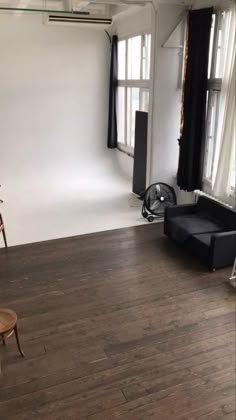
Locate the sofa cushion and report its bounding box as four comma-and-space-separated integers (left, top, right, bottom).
192, 233, 212, 247
168, 214, 223, 243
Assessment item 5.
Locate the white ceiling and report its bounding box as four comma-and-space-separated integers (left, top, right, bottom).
0, 0, 225, 18
0, 0, 202, 9
0, 0, 145, 18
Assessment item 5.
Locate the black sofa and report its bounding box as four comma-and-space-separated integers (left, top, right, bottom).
164, 196, 236, 270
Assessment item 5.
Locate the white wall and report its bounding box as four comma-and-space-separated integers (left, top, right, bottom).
114, 149, 134, 180
0, 13, 111, 189
113, 5, 152, 38
150, 4, 185, 187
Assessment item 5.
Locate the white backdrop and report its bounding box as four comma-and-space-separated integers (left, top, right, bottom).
0, 13, 111, 186
0, 13, 143, 246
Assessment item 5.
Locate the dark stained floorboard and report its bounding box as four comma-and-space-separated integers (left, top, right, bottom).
0, 223, 235, 419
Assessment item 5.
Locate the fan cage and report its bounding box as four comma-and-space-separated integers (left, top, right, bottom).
143, 183, 176, 216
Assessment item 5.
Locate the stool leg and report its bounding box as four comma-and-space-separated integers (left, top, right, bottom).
2, 227, 7, 248
1, 335, 6, 345
14, 324, 25, 357
0, 214, 7, 248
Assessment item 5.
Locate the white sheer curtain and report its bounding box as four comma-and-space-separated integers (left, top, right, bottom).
212, 4, 236, 206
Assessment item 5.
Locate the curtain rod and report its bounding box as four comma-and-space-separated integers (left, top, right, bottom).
0, 7, 90, 15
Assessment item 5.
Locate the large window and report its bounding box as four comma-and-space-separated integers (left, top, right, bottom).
204, 12, 225, 184
117, 34, 151, 153
204, 10, 236, 199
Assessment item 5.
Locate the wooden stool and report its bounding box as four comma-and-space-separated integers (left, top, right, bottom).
0, 309, 25, 357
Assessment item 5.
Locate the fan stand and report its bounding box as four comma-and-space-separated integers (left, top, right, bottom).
142, 204, 164, 223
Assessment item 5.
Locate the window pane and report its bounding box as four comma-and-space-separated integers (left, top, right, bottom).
142, 34, 151, 79
215, 28, 222, 78
128, 36, 141, 80
118, 40, 126, 80
208, 14, 216, 78
215, 12, 225, 78
117, 87, 125, 144
127, 88, 140, 147
204, 90, 220, 180
140, 89, 149, 112
209, 12, 226, 79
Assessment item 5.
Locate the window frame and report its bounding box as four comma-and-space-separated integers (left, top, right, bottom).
203, 11, 224, 188
117, 33, 151, 155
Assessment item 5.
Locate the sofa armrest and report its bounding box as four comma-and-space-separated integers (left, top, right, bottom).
209, 231, 236, 270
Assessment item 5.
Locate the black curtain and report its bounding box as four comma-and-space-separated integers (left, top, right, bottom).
177, 8, 213, 191
107, 35, 118, 149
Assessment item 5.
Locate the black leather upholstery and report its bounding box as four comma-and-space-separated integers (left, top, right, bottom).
164, 196, 236, 270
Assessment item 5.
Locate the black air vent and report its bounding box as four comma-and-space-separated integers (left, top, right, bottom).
48, 15, 112, 25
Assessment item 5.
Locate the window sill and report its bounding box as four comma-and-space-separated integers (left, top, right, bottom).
203, 177, 213, 186
117, 144, 134, 158
202, 178, 213, 195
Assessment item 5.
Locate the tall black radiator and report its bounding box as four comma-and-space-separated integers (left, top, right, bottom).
132, 111, 148, 196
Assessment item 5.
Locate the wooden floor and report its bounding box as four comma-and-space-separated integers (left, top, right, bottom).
0, 224, 235, 419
